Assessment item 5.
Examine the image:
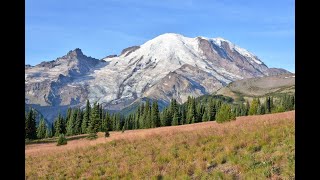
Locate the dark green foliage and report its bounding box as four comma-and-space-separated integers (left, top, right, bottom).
151, 100, 160, 128
216, 104, 235, 123
170, 98, 180, 126
66, 109, 77, 136
45, 127, 52, 138
245, 100, 250, 115
179, 106, 186, 125
53, 113, 66, 137
88, 102, 101, 133
66, 107, 72, 124
160, 108, 170, 127
36, 118, 47, 139
202, 108, 210, 122
82, 99, 91, 134
139, 103, 145, 129
144, 100, 151, 128
171, 112, 179, 126
51, 123, 55, 138
75, 108, 82, 134
195, 102, 203, 123
281, 94, 295, 111
249, 98, 259, 115
25, 109, 37, 139
186, 96, 196, 124
56, 134, 67, 146
207, 100, 216, 121
265, 97, 271, 114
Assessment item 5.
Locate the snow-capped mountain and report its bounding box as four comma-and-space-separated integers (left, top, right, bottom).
25, 33, 291, 122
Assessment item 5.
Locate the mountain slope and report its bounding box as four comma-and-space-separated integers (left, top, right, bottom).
25, 33, 291, 122
216, 73, 295, 100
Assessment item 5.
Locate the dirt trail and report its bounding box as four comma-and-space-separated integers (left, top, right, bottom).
25, 111, 295, 156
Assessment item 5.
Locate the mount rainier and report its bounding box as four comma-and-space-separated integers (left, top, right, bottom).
25, 33, 291, 122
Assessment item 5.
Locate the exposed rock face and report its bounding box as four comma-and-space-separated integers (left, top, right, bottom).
25, 48, 102, 107
25, 33, 291, 122
120, 46, 140, 57
144, 64, 224, 103
105, 54, 117, 58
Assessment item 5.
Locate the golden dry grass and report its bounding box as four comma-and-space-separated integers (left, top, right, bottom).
26, 111, 295, 179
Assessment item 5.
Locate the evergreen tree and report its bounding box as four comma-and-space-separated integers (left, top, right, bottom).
207, 100, 216, 121
151, 100, 160, 128
54, 113, 64, 137
81, 100, 91, 133
160, 108, 168, 127
270, 97, 274, 112
216, 104, 234, 123
139, 103, 145, 129
191, 116, 196, 124
45, 127, 52, 138
75, 108, 82, 134
180, 106, 186, 125
101, 113, 107, 132
25, 109, 37, 139
169, 98, 179, 125
248, 98, 259, 115
115, 113, 121, 131
134, 110, 139, 129
61, 114, 67, 134
36, 118, 47, 139
196, 102, 202, 122
66, 109, 77, 136
106, 112, 112, 131
51, 122, 55, 138
265, 97, 271, 114
97, 103, 103, 131
239, 104, 247, 116
171, 111, 179, 126
66, 107, 72, 124
202, 109, 209, 122
88, 102, 101, 133
143, 100, 151, 128
186, 97, 196, 124
245, 100, 250, 116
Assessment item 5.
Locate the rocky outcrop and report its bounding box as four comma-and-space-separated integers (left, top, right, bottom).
120, 46, 140, 57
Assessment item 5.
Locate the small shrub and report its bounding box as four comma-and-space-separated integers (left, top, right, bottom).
87, 133, 98, 140
56, 134, 67, 146
105, 130, 110, 137
122, 126, 125, 133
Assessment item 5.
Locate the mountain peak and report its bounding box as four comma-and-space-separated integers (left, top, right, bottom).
152, 33, 186, 41
67, 48, 84, 57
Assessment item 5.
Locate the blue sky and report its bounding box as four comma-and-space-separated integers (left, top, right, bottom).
26, 0, 295, 72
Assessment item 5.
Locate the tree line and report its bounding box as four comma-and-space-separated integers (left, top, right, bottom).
25, 94, 295, 140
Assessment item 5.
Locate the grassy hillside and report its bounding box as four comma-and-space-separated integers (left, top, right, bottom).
26, 111, 294, 179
